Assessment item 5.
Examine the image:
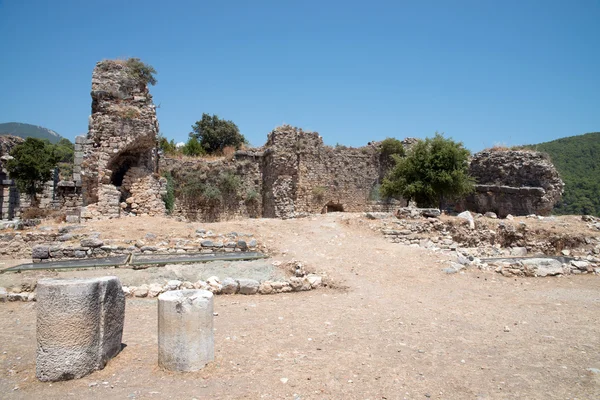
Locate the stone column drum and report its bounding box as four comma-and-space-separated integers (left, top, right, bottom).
36, 276, 125, 381
158, 289, 214, 371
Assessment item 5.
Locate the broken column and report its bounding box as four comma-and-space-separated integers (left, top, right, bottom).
36, 276, 125, 381
158, 289, 214, 371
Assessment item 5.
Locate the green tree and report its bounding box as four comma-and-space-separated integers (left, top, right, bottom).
381, 133, 474, 208
6, 138, 60, 203
52, 138, 74, 179
182, 136, 205, 156
190, 113, 246, 154
158, 134, 178, 155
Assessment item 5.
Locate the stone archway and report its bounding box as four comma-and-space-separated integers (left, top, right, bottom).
321, 201, 344, 214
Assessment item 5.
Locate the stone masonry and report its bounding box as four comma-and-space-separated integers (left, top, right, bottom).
460, 150, 564, 217
80, 60, 165, 219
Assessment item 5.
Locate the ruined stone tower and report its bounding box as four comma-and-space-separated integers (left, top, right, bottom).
80, 59, 165, 218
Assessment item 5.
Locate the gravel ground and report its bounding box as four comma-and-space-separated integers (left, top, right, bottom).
1, 213, 599, 399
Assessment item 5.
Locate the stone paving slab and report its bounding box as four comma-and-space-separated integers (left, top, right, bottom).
1, 252, 268, 273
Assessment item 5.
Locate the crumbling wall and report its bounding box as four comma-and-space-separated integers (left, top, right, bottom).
81, 60, 163, 219
162, 126, 400, 221
262, 126, 394, 218
0, 136, 23, 219
160, 153, 262, 221
461, 150, 564, 217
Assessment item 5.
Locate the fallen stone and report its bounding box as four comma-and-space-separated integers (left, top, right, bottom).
133, 285, 149, 297
306, 274, 322, 288
148, 283, 163, 298
193, 280, 210, 290
0, 287, 6, 302
520, 258, 563, 277
164, 280, 182, 291
510, 247, 528, 257
365, 212, 392, 220
220, 278, 239, 294
571, 260, 590, 271
484, 212, 498, 219
259, 281, 274, 295
238, 278, 259, 295
420, 208, 441, 218
32, 245, 49, 259
80, 238, 104, 248
206, 276, 222, 294
457, 211, 475, 229
36, 276, 125, 382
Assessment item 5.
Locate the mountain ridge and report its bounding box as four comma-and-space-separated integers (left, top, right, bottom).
0, 122, 64, 144
521, 132, 600, 216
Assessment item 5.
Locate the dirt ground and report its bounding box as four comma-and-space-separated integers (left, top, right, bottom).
1, 213, 599, 399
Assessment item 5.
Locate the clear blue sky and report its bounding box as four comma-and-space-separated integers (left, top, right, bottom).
1, 0, 599, 151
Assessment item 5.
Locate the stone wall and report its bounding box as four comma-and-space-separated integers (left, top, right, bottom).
262, 126, 386, 218
162, 126, 405, 220
80, 60, 163, 219
0, 136, 24, 219
160, 153, 262, 221
460, 150, 564, 217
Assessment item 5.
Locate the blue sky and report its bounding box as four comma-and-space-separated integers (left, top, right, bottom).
1, 0, 598, 151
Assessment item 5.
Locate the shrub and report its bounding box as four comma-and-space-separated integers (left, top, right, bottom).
380, 138, 405, 157
245, 189, 260, 203
219, 171, 241, 196
125, 58, 157, 86
162, 171, 175, 214
312, 186, 326, 202
182, 136, 205, 157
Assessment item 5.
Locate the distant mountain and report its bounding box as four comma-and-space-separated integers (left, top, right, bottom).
522, 132, 600, 216
0, 122, 64, 144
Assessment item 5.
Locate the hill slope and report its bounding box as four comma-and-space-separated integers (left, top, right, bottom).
523, 132, 600, 216
0, 122, 63, 144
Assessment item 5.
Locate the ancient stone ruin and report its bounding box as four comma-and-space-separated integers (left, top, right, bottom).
0, 59, 568, 223
460, 149, 564, 217
0, 135, 24, 219
79, 60, 165, 219
162, 125, 409, 221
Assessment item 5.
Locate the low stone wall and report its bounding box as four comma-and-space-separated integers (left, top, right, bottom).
0, 266, 324, 303
0, 226, 260, 261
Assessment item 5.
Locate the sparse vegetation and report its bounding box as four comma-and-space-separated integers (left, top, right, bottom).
312, 186, 326, 202
125, 57, 157, 86
380, 138, 405, 158
182, 136, 205, 157
161, 171, 175, 214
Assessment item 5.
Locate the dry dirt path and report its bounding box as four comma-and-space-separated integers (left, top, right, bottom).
1, 214, 599, 399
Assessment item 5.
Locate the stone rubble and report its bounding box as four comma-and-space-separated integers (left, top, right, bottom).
374, 209, 600, 277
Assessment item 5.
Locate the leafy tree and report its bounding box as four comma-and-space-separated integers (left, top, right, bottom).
190, 113, 246, 154
182, 136, 205, 156
6, 138, 60, 203
381, 133, 474, 208
52, 138, 74, 179
125, 57, 157, 86
158, 134, 178, 155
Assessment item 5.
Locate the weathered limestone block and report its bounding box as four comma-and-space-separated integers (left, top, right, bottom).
158, 290, 214, 371
36, 276, 125, 382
